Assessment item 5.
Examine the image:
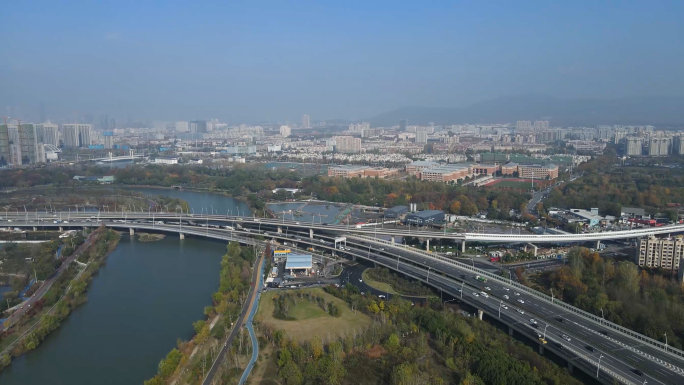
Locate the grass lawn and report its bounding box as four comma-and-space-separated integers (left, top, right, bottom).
256, 287, 371, 342
361, 269, 398, 295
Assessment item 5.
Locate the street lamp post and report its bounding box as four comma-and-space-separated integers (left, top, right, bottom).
596, 354, 604, 378
665, 333, 668, 352
426, 267, 431, 283
543, 323, 548, 339
460, 281, 464, 298
551, 288, 554, 304
498, 300, 503, 318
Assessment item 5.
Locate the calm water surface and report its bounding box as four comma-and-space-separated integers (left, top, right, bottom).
0, 234, 227, 385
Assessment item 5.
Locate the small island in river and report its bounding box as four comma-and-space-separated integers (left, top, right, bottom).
137, 233, 166, 242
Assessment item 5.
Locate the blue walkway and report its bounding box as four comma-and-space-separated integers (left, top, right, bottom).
19, 279, 36, 301
238, 258, 265, 385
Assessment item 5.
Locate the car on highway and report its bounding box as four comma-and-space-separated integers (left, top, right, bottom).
501, 304, 508, 310
472, 292, 480, 297
484, 286, 491, 291
358, 279, 362, 283
479, 292, 488, 298
516, 309, 524, 314
599, 330, 609, 336
529, 319, 537, 325
556, 317, 564, 323
263, 232, 269, 235
631, 369, 643, 376
295, 222, 301, 225
561, 335, 571, 342
503, 295, 509, 299
378, 295, 386, 299
539, 337, 547, 344
586, 345, 595, 352
514, 292, 520, 296
502, 287, 509, 291
378, 248, 385, 251
517, 299, 525, 304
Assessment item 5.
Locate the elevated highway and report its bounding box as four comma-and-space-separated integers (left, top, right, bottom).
5, 211, 684, 245
5, 219, 684, 384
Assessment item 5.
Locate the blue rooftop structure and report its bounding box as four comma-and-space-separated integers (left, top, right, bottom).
285, 254, 312, 271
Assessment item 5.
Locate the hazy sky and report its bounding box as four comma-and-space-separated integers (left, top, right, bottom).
1, 0, 682, 123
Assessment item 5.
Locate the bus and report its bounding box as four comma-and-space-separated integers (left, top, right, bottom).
476, 275, 487, 283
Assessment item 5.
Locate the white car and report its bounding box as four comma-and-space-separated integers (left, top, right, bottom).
503, 295, 509, 299
472, 292, 480, 297
359, 279, 362, 282
517, 299, 525, 304
378, 295, 386, 299
562, 335, 571, 342
517, 309, 525, 315
514, 292, 520, 296
263, 232, 269, 235
503, 287, 510, 291
529, 319, 537, 325
501, 304, 508, 310
479, 292, 489, 298
484, 287, 491, 291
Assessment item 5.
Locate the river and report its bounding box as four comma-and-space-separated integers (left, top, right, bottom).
125, 187, 251, 217
0, 191, 251, 384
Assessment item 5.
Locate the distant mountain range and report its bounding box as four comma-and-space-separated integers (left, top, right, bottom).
363, 95, 684, 127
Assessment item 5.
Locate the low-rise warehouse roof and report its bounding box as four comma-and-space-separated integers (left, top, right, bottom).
285, 254, 312, 270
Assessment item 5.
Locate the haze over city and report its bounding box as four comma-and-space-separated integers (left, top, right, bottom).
2, 1, 683, 123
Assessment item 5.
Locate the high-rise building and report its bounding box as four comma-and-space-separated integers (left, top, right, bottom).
648, 137, 670, 157
280, 125, 292, 137
415, 130, 428, 144
533, 120, 549, 131
614, 129, 627, 144
9, 144, 22, 165
190, 120, 207, 134
672, 135, 684, 155
516, 121, 532, 130
302, 114, 310, 129
638, 236, 684, 273
399, 119, 408, 131
103, 131, 114, 149
349, 122, 370, 133
0, 124, 10, 166
36, 121, 59, 146
19, 124, 40, 163
62, 124, 92, 147
332, 136, 362, 153
624, 137, 643, 156
36, 143, 46, 163
175, 121, 189, 133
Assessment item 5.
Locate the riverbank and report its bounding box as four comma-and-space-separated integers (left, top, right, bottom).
0, 227, 120, 371
144, 242, 259, 385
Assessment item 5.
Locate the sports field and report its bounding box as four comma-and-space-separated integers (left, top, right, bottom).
485, 178, 542, 189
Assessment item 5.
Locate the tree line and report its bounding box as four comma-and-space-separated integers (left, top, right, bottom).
256, 284, 582, 385
534, 247, 684, 349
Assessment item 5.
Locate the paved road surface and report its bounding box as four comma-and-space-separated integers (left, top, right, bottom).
202, 253, 265, 385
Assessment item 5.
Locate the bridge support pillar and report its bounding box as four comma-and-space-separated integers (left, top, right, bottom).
567, 362, 573, 374
596, 240, 601, 250
391, 236, 395, 245
426, 239, 430, 252
527, 243, 538, 256
352, 255, 356, 261
508, 326, 514, 336
33, 227, 37, 231
129, 228, 135, 235
477, 309, 483, 320
277, 226, 282, 234
179, 233, 185, 240
538, 345, 544, 355
310, 229, 314, 239
59, 227, 63, 232
461, 241, 466, 253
